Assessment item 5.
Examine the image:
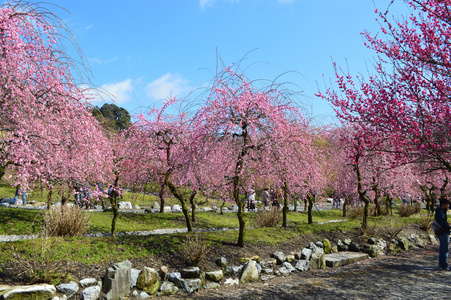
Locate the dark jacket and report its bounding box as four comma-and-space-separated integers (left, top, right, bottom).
435, 206, 451, 235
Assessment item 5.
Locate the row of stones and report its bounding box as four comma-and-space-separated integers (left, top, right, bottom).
0, 233, 436, 299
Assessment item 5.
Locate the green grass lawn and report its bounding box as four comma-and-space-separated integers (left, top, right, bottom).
0, 198, 429, 285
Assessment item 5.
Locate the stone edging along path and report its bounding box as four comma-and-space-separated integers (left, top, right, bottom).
0, 228, 437, 299
0, 219, 348, 242
0, 226, 240, 242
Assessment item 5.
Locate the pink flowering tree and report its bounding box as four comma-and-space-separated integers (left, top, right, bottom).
0, 1, 113, 198
320, 0, 451, 180
133, 100, 211, 232
196, 64, 309, 246
259, 123, 327, 225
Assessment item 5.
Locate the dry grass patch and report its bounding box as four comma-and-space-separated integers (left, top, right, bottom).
398, 203, 421, 217
179, 233, 210, 266
255, 208, 281, 228
44, 205, 90, 237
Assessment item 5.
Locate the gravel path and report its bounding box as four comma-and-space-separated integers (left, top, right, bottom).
185, 245, 451, 300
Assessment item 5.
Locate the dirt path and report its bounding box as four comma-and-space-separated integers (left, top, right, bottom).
167, 244, 451, 300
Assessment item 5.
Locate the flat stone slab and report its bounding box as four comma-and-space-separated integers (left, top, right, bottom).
324, 252, 369, 268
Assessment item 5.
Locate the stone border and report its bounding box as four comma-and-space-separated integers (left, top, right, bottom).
0, 232, 437, 299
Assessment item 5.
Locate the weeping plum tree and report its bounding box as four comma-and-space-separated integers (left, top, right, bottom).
0, 1, 112, 193
196, 65, 309, 247
133, 100, 207, 232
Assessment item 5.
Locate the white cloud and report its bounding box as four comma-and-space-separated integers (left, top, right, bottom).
199, 0, 216, 9
199, 0, 240, 10
100, 79, 134, 104
146, 73, 190, 100
88, 56, 118, 64
82, 79, 134, 105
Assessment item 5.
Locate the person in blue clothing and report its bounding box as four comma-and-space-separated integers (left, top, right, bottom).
435, 197, 451, 270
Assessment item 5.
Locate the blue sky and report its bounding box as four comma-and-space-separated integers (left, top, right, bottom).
49, 0, 409, 124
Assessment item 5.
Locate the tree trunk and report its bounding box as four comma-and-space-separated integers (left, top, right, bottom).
352, 148, 370, 229
189, 191, 197, 223
362, 198, 370, 229
307, 194, 314, 224
237, 199, 245, 247
220, 200, 225, 215
110, 175, 120, 237
233, 168, 245, 247
159, 181, 166, 213
282, 182, 289, 227
0, 165, 5, 181
111, 200, 119, 237
180, 199, 192, 232
46, 187, 53, 210
166, 179, 192, 232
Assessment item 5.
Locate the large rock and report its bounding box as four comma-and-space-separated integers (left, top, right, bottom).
301, 248, 313, 260
56, 281, 79, 298
309, 252, 325, 269
1, 284, 56, 299
205, 270, 223, 283
159, 281, 179, 296
79, 278, 97, 288
286, 254, 296, 263
365, 239, 387, 258
309, 242, 324, 255
103, 260, 132, 300
240, 260, 259, 283
131, 268, 141, 287
322, 239, 332, 254
294, 260, 310, 272
80, 285, 101, 300
272, 251, 286, 265
167, 272, 184, 288
181, 267, 200, 279
215, 257, 227, 272
398, 237, 409, 251
337, 240, 349, 251
136, 267, 160, 295
224, 278, 239, 286
172, 205, 182, 212
324, 252, 369, 268
259, 259, 277, 269
225, 265, 243, 277
158, 266, 168, 281
118, 201, 132, 209
151, 202, 160, 210
181, 279, 201, 293
203, 282, 220, 289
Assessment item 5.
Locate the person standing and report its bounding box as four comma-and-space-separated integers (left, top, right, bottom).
435, 197, 451, 270
247, 189, 256, 211
262, 189, 270, 208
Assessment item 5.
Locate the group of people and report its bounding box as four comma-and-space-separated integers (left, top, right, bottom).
246, 188, 280, 211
